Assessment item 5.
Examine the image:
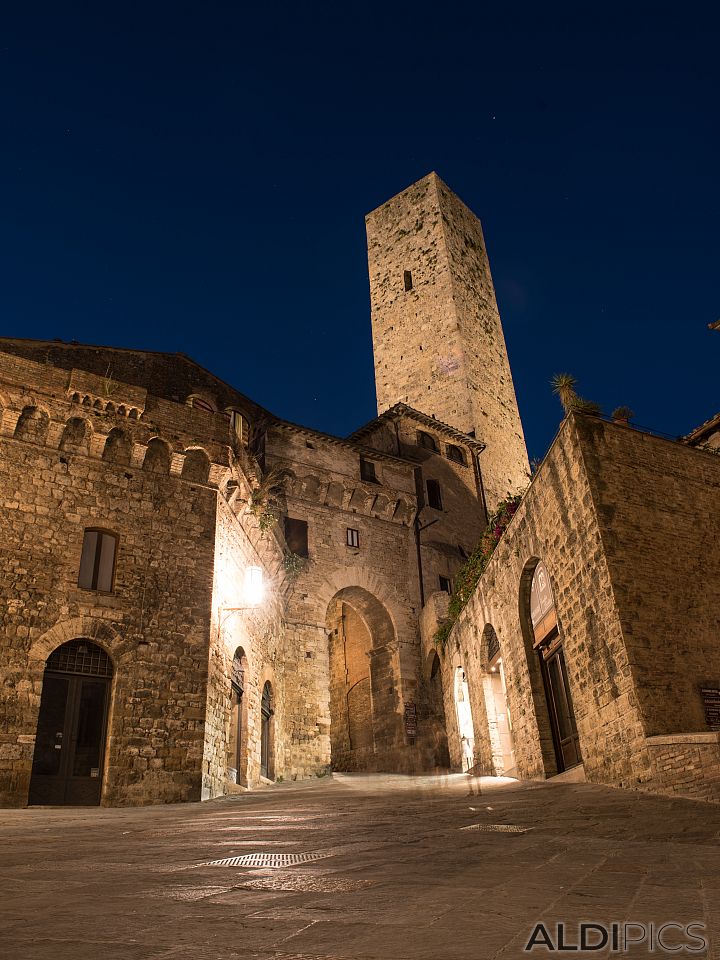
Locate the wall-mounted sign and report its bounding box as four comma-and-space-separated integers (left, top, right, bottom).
404, 702, 418, 739
700, 683, 720, 732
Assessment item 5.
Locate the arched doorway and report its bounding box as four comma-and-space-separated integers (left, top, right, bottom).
427, 652, 450, 769
325, 587, 398, 771
260, 681, 274, 780
530, 561, 581, 772
228, 648, 248, 785
482, 626, 516, 776
29, 640, 113, 805
454, 667, 475, 771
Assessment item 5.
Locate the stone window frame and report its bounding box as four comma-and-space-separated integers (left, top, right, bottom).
426, 478, 443, 511
359, 457, 379, 484
346, 527, 360, 549
439, 575, 452, 594
78, 528, 119, 594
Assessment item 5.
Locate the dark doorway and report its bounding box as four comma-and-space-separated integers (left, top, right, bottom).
529, 561, 582, 773
539, 634, 582, 771
228, 648, 246, 785
29, 640, 113, 806
260, 681, 273, 780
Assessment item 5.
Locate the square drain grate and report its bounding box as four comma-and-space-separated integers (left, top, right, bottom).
203, 852, 329, 867
460, 823, 530, 833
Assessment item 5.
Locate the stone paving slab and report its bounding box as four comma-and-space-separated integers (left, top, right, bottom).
1, 773, 720, 959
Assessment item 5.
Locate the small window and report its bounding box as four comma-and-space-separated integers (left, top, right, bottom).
446, 444, 466, 465
284, 517, 309, 558
427, 478, 443, 510
346, 528, 360, 548
439, 575, 452, 594
403, 270, 413, 291
360, 458, 378, 483
187, 396, 214, 413
78, 529, 118, 592
225, 409, 246, 444
417, 430, 439, 453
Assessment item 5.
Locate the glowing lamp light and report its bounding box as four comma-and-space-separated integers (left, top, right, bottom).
243, 565, 264, 608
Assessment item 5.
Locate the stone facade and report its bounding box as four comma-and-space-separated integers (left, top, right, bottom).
1, 173, 718, 808
366, 172, 529, 509
434, 415, 720, 802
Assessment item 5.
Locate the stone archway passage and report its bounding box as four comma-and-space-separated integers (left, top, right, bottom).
29, 640, 113, 806
326, 586, 399, 772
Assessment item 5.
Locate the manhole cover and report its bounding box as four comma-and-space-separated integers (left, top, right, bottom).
460, 823, 530, 833
203, 852, 330, 867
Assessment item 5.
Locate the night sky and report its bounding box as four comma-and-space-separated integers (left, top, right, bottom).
2, 4, 718, 461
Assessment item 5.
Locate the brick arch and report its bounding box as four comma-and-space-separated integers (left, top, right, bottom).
142, 436, 172, 474
317, 568, 403, 642
59, 416, 93, 455
326, 585, 395, 651
181, 446, 211, 483
325, 585, 401, 769
28, 617, 128, 670
13, 404, 51, 444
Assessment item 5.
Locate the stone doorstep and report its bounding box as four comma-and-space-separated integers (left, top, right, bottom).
547, 763, 587, 784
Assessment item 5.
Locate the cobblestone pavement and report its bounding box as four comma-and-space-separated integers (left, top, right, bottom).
2, 773, 720, 960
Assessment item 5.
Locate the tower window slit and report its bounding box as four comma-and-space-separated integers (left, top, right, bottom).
403, 270, 413, 291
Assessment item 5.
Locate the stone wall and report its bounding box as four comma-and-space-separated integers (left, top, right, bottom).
265, 420, 434, 774
439, 415, 720, 801
0, 348, 293, 806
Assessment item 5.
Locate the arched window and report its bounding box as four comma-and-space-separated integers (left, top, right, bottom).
78, 529, 118, 592
186, 395, 215, 414
417, 430, 439, 453
224, 409, 247, 445
446, 444, 466, 465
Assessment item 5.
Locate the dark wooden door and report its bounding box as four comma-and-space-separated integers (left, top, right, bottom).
541, 644, 582, 772
29, 673, 110, 805
260, 683, 272, 779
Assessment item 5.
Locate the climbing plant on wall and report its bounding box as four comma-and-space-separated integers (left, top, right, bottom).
434, 493, 523, 651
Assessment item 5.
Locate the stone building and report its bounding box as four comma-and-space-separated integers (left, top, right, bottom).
1, 172, 718, 807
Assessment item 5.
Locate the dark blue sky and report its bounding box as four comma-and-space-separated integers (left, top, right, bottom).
2, 3, 718, 460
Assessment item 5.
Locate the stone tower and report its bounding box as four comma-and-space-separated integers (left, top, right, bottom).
366, 172, 529, 510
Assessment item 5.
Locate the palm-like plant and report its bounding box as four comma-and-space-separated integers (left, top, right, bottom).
247, 465, 288, 531
551, 373, 578, 414
611, 406, 634, 423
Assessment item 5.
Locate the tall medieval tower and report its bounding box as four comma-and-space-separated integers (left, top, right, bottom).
365, 172, 529, 510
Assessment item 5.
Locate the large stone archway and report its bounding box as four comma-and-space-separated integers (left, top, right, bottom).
325, 586, 402, 771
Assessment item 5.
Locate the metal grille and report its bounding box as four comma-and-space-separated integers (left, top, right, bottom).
46, 640, 113, 677
460, 823, 529, 833
203, 852, 328, 867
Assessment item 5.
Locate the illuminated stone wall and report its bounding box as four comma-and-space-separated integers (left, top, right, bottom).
441, 415, 720, 802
